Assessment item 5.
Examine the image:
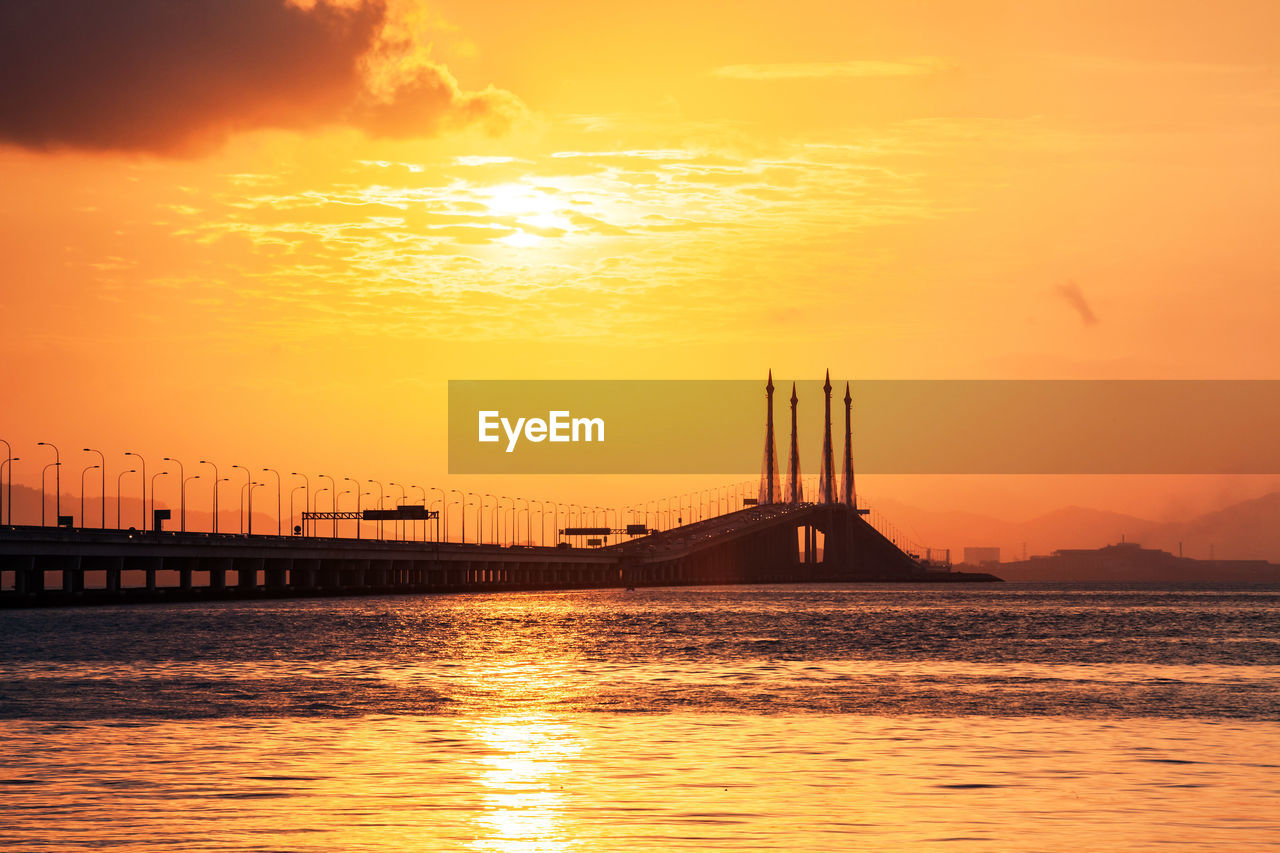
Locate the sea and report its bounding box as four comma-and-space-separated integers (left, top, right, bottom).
1, 584, 1277, 851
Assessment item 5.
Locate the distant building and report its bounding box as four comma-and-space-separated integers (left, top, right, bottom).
964, 547, 1001, 567
997, 541, 1279, 583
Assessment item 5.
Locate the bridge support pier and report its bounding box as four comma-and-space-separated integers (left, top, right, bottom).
237, 558, 263, 591
264, 558, 290, 591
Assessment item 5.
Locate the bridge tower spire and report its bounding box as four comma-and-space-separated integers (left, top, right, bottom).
759, 370, 781, 504
817, 370, 836, 503
785, 382, 803, 503
840, 381, 856, 507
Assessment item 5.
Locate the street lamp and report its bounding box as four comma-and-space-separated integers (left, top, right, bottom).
498, 496, 513, 545
250, 482, 266, 533
124, 451, 146, 531
483, 493, 498, 545
232, 465, 252, 535
184, 475, 200, 531
313, 487, 329, 537
116, 468, 136, 529
389, 482, 407, 540
409, 484, 426, 541
290, 473, 309, 536
0, 439, 8, 526
367, 479, 384, 540
151, 470, 168, 530
37, 441, 60, 526
543, 500, 557, 546
448, 489, 466, 543
39, 463, 56, 526
428, 487, 443, 542
83, 448, 106, 528
319, 475, 337, 537
469, 496, 482, 545
344, 477, 362, 539
199, 460, 219, 533
163, 457, 185, 532
289, 484, 304, 534
262, 468, 282, 536
80, 464, 99, 528
0, 455, 16, 526
238, 480, 250, 534
517, 497, 531, 546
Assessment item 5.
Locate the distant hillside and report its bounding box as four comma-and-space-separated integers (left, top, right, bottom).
873, 492, 1280, 564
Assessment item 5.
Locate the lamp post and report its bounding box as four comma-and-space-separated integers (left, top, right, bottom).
498, 496, 513, 545
446, 494, 461, 544
124, 452, 146, 531
367, 479, 383, 540
40, 462, 57, 526
543, 500, 556, 546
162, 457, 185, 532
184, 475, 200, 530
0, 455, 16, 526
448, 489, 465, 543
319, 475, 337, 537
290, 473, 309, 536
116, 468, 136, 529
517, 497, 531, 546
199, 460, 219, 533
82, 448, 106, 528
289, 485, 304, 535
37, 442, 60, 525
150, 470, 168, 530
424, 484, 440, 537
413, 485, 429, 541
250, 482, 266, 533
0, 439, 8, 526
344, 478, 362, 539
313, 487, 329, 537
262, 468, 282, 536
389, 482, 407, 540
483, 494, 498, 545
232, 465, 252, 536
80, 464, 99, 528
469, 496, 482, 546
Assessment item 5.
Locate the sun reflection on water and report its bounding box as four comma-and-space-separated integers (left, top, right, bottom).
467, 716, 582, 853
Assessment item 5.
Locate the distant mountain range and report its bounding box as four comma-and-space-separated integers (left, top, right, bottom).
873, 491, 1280, 564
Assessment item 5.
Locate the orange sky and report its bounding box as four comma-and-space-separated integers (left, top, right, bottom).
2, 0, 1278, 531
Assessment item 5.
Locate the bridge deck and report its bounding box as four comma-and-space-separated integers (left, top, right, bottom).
0, 503, 971, 607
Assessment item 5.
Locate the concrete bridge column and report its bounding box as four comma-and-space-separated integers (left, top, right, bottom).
205, 557, 232, 590
291, 558, 319, 591
371, 558, 387, 588
237, 558, 263, 591
174, 557, 194, 591
319, 559, 342, 590
339, 559, 368, 589
264, 558, 290, 591
104, 556, 123, 594
9, 556, 37, 596
57, 556, 83, 594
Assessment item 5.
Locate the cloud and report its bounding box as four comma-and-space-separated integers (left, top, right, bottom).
713, 58, 949, 81
1055, 281, 1099, 326
0, 0, 523, 155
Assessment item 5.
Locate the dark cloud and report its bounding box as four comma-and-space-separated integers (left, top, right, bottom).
0, 0, 522, 155
1055, 280, 1099, 326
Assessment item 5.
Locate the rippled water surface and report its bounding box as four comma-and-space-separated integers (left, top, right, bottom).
2, 584, 1278, 850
